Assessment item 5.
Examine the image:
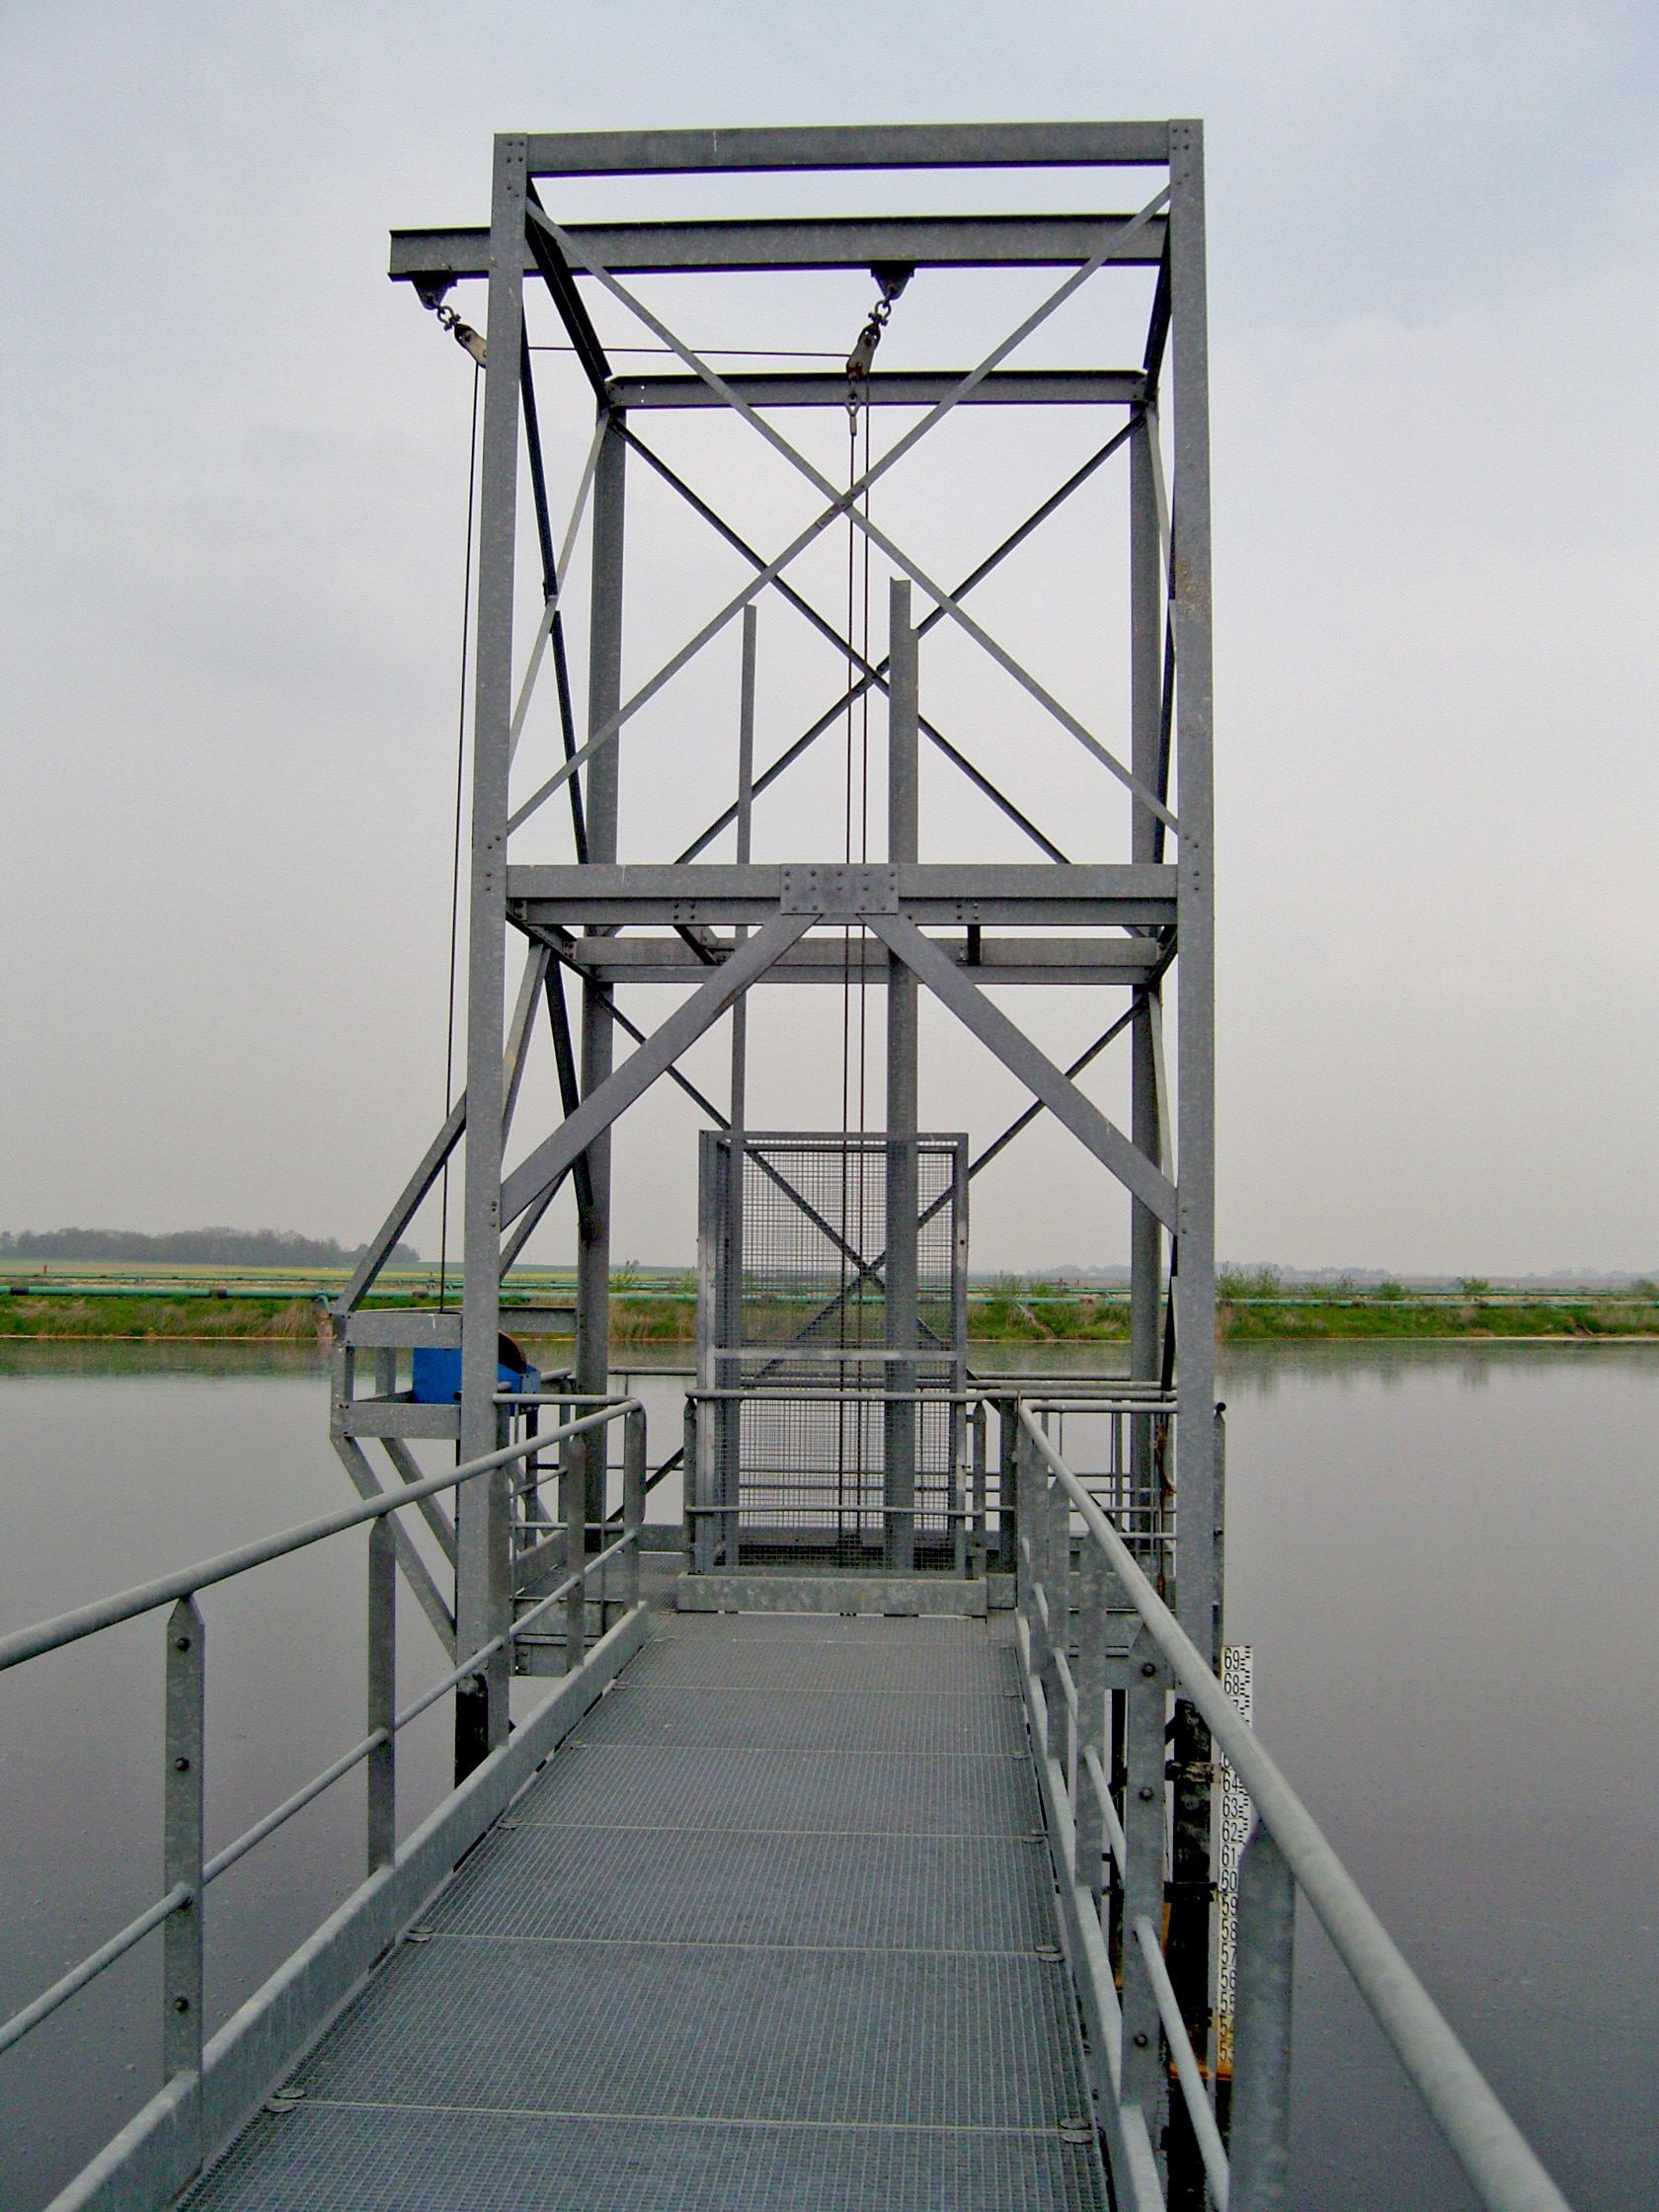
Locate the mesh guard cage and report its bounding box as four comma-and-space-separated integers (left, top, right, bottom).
692, 1132, 969, 1572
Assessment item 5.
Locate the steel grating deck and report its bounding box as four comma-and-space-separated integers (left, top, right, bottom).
185, 1609, 1105, 2211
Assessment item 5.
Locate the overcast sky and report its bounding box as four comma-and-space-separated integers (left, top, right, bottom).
2, 3, 1655, 1275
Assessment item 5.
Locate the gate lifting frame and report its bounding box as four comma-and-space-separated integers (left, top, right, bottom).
359, 114, 1218, 1774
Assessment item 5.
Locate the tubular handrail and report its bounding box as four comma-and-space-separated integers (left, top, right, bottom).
1082, 1742, 1127, 1866
203, 1737, 388, 1888
389, 1524, 640, 1732
0, 1884, 192, 2060
0, 1397, 646, 2074
1018, 1406, 1572, 2212
198, 1524, 643, 1889
0, 1400, 633, 1673
1133, 1916, 1231, 2207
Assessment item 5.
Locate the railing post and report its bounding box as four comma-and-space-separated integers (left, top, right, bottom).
623, 1404, 646, 1611
1014, 1412, 1036, 1622
683, 1395, 702, 1569
565, 1460, 588, 1675
971, 1400, 988, 1576
1016, 1417, 1047, 1756
1074, 1542, 1108, 1913
519, 1401, 542, 1547
1229, 1824, 1296, 2210
1042, 1454, 1072, 1799
561, 1398, 586, 1671
366, 1517, 396, 1872
996, 1394, 1018, 1575
164, 1595, 204, 2172
1122, 1620, 1167, 2126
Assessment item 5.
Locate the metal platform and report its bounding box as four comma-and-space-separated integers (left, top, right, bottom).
181, 1609, 1106, 2212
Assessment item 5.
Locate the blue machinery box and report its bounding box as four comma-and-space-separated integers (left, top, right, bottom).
411, 1338, 542, 1405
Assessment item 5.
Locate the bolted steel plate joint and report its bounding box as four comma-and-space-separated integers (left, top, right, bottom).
174, 1756, 191, 1772
1132, 2030, 1149, 2047
174, 1996, 191, 2014
175, 1634, 192, 1652
1138, 1784, 1155, 1801
1140, 1660, 1157, 1677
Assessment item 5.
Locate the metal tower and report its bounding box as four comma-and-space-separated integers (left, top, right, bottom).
338, 120, 1215, 1778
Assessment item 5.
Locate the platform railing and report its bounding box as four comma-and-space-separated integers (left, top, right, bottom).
0, 1397, 646, 2212
1013, 1404, 1572, 2212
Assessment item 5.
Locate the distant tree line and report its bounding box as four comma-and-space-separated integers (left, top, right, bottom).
0, 1228, 421, 1268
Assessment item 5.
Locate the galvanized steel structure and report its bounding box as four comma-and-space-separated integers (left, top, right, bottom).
1, 119, 1577, 2212
350, 115, 1217, 1766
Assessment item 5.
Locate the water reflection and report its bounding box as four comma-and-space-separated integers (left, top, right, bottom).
0, 1342, 1651, 2210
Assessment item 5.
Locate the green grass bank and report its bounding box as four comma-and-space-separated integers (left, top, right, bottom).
3, 1269, 1657, 1345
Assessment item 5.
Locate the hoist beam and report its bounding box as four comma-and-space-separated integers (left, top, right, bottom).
607, 369, 1146, 411
390, 212, 1168, 285
521, 120, 1174, 174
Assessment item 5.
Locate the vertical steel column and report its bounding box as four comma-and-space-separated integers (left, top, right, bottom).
1168, 116, 1218, 1657
366, 1517, 396, 1871
456, 131, 527, 1781
1129, 410, 1164, 1460
720, 609, 757, 1569
577, 411, 627, 1543
1230, 1825, 1297, 2210
693, 1130, 723, 1572
729, 604, 757, 1128
950, 1138, 971, 1574
1167, 119, 1219, 2211
163, 1594, 204, 2167
885, 580, 918, 1572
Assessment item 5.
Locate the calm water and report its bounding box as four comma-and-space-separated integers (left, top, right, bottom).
0, 1340, 1653, 2209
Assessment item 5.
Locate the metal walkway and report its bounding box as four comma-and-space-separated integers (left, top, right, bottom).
182, 1607, 1106, 2212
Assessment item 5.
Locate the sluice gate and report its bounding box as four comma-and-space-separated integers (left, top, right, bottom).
0, 121, 1572, 2212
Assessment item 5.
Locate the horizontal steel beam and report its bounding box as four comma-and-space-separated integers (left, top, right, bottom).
390, 213, 1168, 283
521, 122, 1173, 177
337, 1401, 461, 1441
609, 368, 1145, 411
339, 1306, 576, 1349
508, 863, 1176, 928
538, 933, 1164, 985
341, 1309, 461, 1350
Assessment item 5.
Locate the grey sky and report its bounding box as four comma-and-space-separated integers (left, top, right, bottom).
2, 3, 1655, 1275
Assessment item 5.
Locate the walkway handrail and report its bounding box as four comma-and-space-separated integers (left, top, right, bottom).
0, 1401, 629, 1673
0, 1396, 646, 2088
1018, 1406, 1571, 2212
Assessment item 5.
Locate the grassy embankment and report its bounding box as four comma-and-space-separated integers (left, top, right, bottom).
3, 1264, 1657, 1343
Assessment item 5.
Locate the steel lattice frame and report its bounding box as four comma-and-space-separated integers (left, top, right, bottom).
339, 121, 1215, 1788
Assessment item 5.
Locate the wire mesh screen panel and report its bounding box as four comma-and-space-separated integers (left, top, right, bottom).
695, 1133, 968, 1570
